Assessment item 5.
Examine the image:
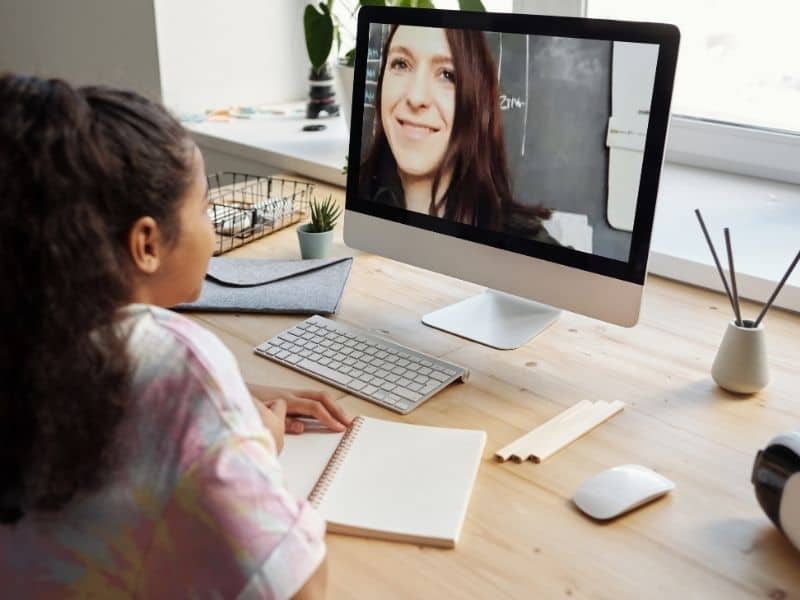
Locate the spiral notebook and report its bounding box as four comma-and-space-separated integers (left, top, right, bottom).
279, 416, 486, 548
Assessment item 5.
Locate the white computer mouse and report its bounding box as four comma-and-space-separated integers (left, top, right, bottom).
573, 464, 675, 521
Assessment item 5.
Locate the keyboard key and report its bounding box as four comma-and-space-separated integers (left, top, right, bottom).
395, 399, 411, 411
421, 382, 440, 395
286, 354, 302, 365
430, 371, 449, 382
363, 385, 378, 395
349, 380, 366, 391
397, 377, 413, 388
298, 359, 352, 386
421, 359, 433, 367
394, 387, 423, 403
319, 357, 331, 366
419, 367, 432, 375
408, 382, 423, 392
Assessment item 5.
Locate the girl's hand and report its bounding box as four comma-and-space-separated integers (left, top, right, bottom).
249, 383, 352, 434
254, 398, 286, 453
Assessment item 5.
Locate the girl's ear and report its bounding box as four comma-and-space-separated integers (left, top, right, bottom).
127, 216, 163, 275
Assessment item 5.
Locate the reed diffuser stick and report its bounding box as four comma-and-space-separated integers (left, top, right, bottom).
694, 210, 739, 320
724, 228, 743, 326
754, 248, 800, 327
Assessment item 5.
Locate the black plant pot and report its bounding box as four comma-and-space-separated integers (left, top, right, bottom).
307, 63, 340, 119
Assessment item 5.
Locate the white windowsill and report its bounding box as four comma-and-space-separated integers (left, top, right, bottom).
187, 112, 800, 315
187, 107, 349, 188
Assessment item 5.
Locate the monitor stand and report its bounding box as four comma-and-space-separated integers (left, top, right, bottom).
422, 289, 561, 350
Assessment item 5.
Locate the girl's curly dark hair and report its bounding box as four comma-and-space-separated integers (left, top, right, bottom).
0, 74, 194, 524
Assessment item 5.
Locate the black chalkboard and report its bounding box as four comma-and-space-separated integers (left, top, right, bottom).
485, 32, 630, 260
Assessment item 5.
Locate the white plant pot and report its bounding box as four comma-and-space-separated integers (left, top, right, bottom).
335, 62, 355, 130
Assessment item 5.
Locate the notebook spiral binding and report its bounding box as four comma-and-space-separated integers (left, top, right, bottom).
308, 416, 365, 508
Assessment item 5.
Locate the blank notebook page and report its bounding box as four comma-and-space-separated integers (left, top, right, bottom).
318, 417, 486, 547
280, 429, 344, 500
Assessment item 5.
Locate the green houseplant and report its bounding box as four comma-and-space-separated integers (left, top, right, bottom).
304, 0, 485, 126
297, 195, 342, 259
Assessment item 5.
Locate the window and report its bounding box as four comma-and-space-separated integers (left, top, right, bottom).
587, 0, 800, 184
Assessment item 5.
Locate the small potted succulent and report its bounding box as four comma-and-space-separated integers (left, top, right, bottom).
297, 195, 342, 259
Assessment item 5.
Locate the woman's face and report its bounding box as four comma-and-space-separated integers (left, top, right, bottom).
380, 26, 456, 179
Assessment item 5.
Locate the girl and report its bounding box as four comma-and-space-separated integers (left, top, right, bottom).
0, 74, 348, 599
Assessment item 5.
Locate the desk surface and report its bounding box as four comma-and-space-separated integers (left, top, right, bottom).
191, 179, 800, 599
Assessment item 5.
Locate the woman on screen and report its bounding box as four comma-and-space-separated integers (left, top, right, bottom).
360, 24, 558, 244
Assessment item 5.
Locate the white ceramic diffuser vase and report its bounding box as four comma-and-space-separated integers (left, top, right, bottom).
711, 320, 769, 394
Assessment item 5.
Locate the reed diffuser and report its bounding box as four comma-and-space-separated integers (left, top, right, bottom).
695, 209, 800, 394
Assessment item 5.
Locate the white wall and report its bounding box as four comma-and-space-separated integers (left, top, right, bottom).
0, 0, 162, 99
153, 0, 308, 115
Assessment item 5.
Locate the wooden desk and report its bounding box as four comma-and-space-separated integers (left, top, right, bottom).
192, 180, 800, 598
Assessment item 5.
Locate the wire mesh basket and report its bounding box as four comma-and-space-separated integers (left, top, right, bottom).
206, 172, 313, 255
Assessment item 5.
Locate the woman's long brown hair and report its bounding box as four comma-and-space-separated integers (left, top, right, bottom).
0, 74, 193, 524
360, 25, 549, 230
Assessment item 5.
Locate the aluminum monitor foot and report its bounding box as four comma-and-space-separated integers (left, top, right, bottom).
422, 289, 561, 350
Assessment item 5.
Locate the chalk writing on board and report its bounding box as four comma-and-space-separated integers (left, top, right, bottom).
499, 95, 525, 110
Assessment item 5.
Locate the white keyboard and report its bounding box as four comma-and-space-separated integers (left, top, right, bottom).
254, 315, 469, 414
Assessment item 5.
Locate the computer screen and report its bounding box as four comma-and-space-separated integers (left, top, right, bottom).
344, 8, 678, 345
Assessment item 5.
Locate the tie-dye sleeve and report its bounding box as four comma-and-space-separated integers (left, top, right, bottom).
139, 431, 326, 599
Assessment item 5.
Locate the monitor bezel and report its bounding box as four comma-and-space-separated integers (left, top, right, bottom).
345, 6, 679, 285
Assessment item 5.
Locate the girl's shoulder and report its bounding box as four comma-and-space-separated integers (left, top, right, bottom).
117, 304, 264, 446
119, 303, 234, 372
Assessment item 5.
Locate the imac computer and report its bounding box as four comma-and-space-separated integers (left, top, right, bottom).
344, 7, 679, 350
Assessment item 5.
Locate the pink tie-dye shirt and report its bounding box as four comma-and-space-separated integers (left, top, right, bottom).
0, 304, 326, 599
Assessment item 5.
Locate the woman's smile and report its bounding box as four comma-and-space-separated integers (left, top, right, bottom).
395, 116, 442, 140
